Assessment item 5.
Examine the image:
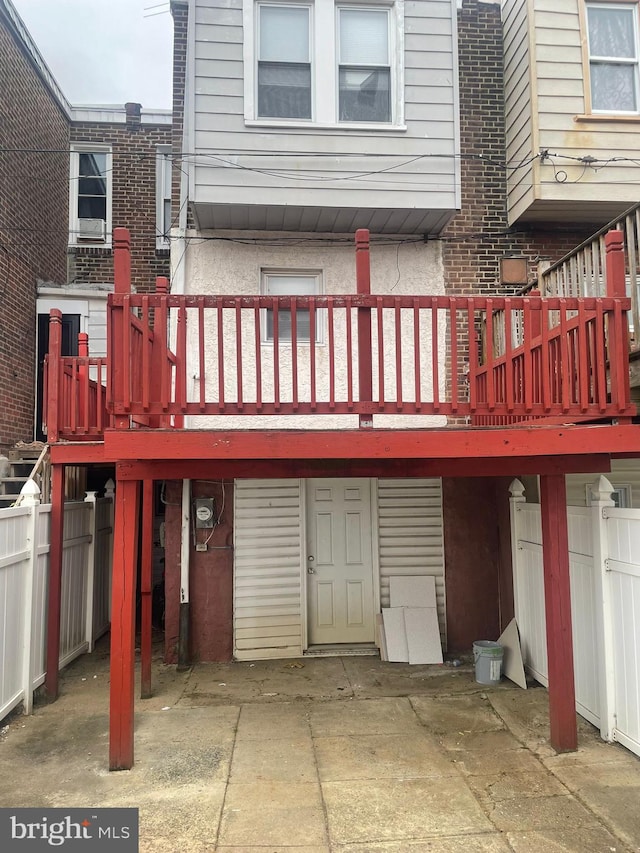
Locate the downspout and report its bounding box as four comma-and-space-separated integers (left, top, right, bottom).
177, 478, 191, 670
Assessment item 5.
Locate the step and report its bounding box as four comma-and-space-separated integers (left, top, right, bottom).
0, 477, 28, 495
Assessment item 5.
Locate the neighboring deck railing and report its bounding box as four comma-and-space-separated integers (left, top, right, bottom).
536, 202, 640, 344
44, 228, 635, 441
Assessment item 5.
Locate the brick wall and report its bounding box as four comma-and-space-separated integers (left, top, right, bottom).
444, 0, 605, 416
0, 13, 69, 450
170, 1, 193, 237
68, 117, 171, 292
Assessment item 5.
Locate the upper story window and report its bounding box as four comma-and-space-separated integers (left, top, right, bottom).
338, 7, 391, 122
258, 4, 312, 119
586, 2, 640, 113
156, 145, 172, 249
262, 270, 323, 342
244, 0, 404, 128
69, 145, 112, 246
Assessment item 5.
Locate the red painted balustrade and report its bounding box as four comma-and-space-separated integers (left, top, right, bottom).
44, 229, 635, 442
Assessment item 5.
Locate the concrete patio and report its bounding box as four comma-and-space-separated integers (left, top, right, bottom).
1, 641, 639, 852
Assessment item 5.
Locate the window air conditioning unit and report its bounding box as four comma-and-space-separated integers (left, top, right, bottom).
77, 218, 106, 241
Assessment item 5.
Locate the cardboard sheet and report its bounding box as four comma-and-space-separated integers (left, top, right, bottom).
382, 608, 408, 662
404, 607, 443, 664
389, 575, 437, 609
497, 617, 527, 689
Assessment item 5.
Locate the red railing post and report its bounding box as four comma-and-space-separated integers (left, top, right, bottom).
110, 229, 132, 428
150, 276, 169, 428
605, 230, 631, 411
78, 332, 89, 433
355, 229, 373, 427
46, 309, 63, 443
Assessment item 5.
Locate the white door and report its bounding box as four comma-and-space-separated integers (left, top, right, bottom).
306, 479, 375, 645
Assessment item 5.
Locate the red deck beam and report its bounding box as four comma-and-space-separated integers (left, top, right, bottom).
109, 478, 140, 771
540, 473, 578, 752
102, 424, 640, 463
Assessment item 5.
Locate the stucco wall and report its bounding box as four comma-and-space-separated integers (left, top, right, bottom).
180, 231, 447, 429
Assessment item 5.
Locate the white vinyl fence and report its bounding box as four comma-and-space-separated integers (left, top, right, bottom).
0, 482, 114, 721
510, 477, 640, 756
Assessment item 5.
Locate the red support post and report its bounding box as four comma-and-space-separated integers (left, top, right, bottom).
47, 310, 63, 444
111, 229, 132, 430
355, 229, 373, 427
529, 288, 542, 338
150, 277, 170, 428
109, 478, 140, 770
44, 463, 65, 699
540, 473, 578, 753
140, 479, 154, 699
78, 332, 89, 432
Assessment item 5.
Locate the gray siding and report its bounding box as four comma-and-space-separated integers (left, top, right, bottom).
503, 0, 536, 224
191, 0, 459, 231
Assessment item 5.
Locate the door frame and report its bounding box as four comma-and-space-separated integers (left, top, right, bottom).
301, 477, 381, 650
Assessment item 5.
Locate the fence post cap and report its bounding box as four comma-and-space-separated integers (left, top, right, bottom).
84, 490, 98, 502
589, 475, 615, 504
104, 478, 115, 497
20, 479, 41, 505
509, 478, 525, 499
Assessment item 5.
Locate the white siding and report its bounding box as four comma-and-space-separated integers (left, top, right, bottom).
191, 0, 459, 231
233, 477, 445, 659
565, 460, 640, 508
377, 478, 446, 645
233, 479, 304, 660
504, 0, 640, 222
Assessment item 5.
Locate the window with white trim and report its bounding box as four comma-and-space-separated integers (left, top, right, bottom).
257, 3, 312, 119
156, 145, 172, 249
586, 2, 640, 113
245, 0, 403, 127
262, 270, 323, 342
69, 145, 112, 245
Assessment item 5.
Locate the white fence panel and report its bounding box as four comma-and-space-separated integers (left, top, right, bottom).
0, 491, 113, 722
58, 503, 92, 668
511, 481, 640, 757
0, 508, 31, 719
605, 508, 640, 756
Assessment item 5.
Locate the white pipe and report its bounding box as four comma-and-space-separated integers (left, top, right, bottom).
180, 479, 191, 604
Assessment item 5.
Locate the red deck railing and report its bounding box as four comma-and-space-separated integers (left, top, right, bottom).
45, 229, 636, 442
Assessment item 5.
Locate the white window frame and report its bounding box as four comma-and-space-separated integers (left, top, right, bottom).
68, 144, 113, 247
243, 0, 405, 130
156, 145, 172, 250
261, 269, 324, 344
585, 1, 640, 115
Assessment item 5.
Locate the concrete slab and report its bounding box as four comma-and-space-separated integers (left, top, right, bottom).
452, 747, 548, 777
235, 701, 312, 740
486, 793, 600, 832
507, 828, 635, 853
309, 697, 422, 737
438, 729, 524, 753
337, 837, 513, 852
322, 777, 494, 843
410, 695, 507, 735
466, 770, 566, 803
231, 735, 317, 783
314, 732, 456, 781
218, 781, 327, 847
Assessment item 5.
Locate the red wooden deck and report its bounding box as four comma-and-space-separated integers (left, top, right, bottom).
41, 227, 640, 769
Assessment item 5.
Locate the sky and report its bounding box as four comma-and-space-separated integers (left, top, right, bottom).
11, 0, 173, 109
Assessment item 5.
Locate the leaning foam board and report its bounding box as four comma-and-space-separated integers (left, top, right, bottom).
382, 607, 408, 662
389, 575, 437, 609
497, 617, 527, 689
404, 607, 443, 665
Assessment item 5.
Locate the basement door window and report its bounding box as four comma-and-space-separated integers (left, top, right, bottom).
586, 2, 640, 113
69, 145, 112, 245
262, 270, 322, 342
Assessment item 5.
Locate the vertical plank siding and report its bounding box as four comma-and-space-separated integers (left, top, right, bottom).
0, 498, 113, 722
512, 488, 640, 755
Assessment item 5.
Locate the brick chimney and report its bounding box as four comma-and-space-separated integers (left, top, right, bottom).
125, 102, 142, 130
